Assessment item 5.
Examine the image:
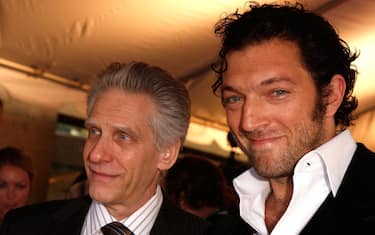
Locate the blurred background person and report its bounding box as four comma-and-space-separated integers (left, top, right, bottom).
65, 170, 89, 199
165, 155, 235, 219
219, 132, 249, 203
0, 146, 33, 223
164, 155, 254, 234
0, 99, 3, 127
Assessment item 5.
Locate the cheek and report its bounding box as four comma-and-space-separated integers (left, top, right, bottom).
116, 154, 137, 173
83, 140, 91, 153
284, 104, 311, 124
17, 188, 31, 201
83, 141, 93, 160
226, 110, 241, 129
0, 189, 6, 199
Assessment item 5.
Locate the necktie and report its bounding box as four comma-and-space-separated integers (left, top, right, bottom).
101, 222, 134, 235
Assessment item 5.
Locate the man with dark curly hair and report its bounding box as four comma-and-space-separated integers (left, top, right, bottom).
212, 2, 375, 235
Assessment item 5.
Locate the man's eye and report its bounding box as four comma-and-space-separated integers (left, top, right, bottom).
222, 96, 243, 106
119, 133, 129, 141
88, 128, 100, 137
272, 89, 288, 97
16, 183, 27, 190
0, 182, 6, 189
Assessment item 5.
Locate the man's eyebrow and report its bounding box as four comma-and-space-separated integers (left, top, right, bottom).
114, 124, 142, 140
221, 86, 240, 93
84, 120, 93, 127
84, 119, 101, 129
259, 77, 296, 86
221, 77, 295, 93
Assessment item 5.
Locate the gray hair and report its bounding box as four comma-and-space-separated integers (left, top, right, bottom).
87, 62, 191, 149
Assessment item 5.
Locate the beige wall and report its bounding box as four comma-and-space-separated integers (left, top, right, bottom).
0, 96, 56, 203
350, 109, 375, 152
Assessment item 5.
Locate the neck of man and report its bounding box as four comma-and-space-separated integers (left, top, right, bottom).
105, 173, 160, 220
265, 176, 293, 233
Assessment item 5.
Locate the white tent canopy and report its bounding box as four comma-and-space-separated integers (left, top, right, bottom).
0, 0, 374, 153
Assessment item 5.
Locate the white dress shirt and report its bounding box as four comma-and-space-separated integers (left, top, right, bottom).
233, 130, 357, 235
81, 185, 163, 235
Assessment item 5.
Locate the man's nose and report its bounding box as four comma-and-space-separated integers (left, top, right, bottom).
240, 98, 269, 132
87, 137, 112, 162
6, 187, 15, 200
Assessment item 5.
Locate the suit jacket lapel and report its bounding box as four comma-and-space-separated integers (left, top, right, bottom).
300, 143, 375, 234
52, 196, 91, 235
150, 199, 172, 234
150, 197, 209, 235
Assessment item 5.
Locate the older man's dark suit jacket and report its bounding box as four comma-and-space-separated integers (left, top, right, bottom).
0, 196, 210, 235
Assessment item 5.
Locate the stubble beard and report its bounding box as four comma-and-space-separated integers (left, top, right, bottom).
236, 98, 327, 179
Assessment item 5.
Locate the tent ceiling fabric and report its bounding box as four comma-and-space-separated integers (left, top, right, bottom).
0, 0, 374, 128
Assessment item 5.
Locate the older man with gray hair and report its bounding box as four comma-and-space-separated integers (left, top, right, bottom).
0, 62, 210, 235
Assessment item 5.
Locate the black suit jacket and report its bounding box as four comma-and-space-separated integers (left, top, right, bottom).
299, 143, 375, 235
241, 143, 375, 235
0, 196, 210, 235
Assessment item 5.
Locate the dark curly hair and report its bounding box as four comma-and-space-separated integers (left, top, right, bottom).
212, 2, 358, 127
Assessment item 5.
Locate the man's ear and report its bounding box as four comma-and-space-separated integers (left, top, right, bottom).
157, 140, 181, 171
325, 74, 346, 117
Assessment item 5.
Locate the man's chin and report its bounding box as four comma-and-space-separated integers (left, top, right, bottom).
89, 187, 113, 202
253, 163, 293, 178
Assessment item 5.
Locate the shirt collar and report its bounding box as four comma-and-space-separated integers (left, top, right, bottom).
310, 129, 356, 196
234, 130, 356, 198
82, 185, 163, 235
233, 130, 357, 234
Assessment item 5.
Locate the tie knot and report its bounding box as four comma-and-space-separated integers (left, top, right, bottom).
101, 222, 134, 235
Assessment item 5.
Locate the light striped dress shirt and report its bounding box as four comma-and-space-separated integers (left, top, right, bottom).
81, 185, 163, 235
